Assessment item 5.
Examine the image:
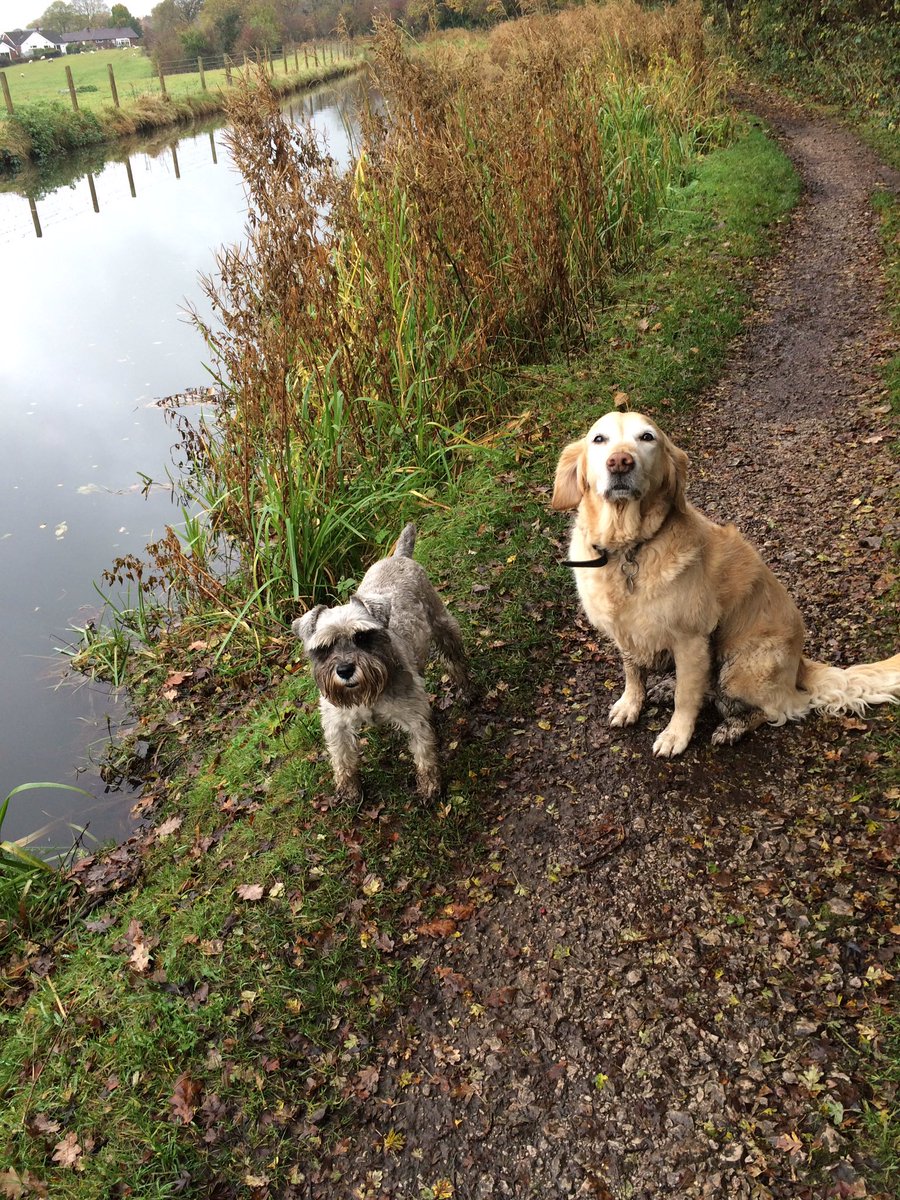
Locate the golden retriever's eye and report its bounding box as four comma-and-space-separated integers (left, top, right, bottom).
592, 433, 608, 444
638, 431, 656, 442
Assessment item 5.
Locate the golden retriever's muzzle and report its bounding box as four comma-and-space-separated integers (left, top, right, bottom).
604, 447, 641, 502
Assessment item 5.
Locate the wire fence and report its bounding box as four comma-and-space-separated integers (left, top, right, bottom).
0, 40, 361, 117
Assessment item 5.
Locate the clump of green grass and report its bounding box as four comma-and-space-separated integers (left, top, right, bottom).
0, 784, 89, 938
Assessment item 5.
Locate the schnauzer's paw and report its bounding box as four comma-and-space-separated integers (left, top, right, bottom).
711, 718, 750, 747
646, 675, 676, 705
416, 767, 442, 801
335, 775, 363, 804
652, 719, 693, 758
609, 694, 643, 727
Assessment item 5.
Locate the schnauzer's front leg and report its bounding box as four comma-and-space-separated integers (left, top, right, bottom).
320, 702, 363, 801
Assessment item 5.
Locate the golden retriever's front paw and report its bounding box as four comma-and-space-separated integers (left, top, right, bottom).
609, 694, 643, 727
652, 720, 693, 757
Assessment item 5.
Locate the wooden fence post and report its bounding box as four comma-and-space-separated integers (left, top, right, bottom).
293, 44, 298, 72
107, 62, 120, 107
282, 46, 288, 74
329, 41, 335, 64
0, 72, 13, 116
87, 172, 99, 213
29, 196, 42, 238
65, 64, 79, 111
158, 63, 167, 97
224, 53, 232, 84
198, 57, 207, 90
125, 156, 136, 197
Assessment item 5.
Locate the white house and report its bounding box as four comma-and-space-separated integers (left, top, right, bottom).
0, 29, 67, 58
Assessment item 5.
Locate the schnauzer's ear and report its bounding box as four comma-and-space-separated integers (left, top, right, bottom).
292, 605, 325, 645
551, 439, 587, 511
353, 593, 391, 626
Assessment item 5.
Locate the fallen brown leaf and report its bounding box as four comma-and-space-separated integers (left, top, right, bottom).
170, 1073, 203, 1124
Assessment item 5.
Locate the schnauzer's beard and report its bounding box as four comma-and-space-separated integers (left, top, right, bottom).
314, 653, 390, 709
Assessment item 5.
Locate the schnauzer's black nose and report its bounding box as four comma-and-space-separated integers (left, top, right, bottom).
336, 662, 356, 681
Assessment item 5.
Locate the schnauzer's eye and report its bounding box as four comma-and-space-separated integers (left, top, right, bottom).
352, 630, 375, 649
638, 431, 656, 442
592, 433, 608, 444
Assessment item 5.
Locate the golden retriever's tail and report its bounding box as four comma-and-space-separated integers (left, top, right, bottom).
795, 653, 900, 717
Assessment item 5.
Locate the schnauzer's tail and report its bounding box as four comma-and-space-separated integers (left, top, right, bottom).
394, 523, 417, 559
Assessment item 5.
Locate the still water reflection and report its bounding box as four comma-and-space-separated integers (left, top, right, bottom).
0, 78, 360, 846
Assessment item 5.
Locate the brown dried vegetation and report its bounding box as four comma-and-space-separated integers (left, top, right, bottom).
164, 1, 728, 624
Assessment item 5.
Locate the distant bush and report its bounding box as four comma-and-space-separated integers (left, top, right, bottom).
708, 0, 899, 123
11, 100, 105, 161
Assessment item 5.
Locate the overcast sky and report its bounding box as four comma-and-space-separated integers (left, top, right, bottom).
0, 1, 147, 29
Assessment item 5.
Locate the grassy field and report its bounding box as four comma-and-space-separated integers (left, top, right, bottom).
0, 45, 349, 115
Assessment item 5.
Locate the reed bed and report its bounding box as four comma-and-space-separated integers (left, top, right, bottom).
131, 1, 729, 646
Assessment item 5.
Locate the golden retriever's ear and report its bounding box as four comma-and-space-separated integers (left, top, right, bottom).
551, 440, 586, 510
663, 441, 689, 513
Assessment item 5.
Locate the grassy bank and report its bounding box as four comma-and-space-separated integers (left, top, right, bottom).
0, 50, 364, 169
0, 104, 808, 1200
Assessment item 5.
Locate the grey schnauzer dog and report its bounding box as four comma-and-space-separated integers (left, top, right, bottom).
292, 524, 469, 802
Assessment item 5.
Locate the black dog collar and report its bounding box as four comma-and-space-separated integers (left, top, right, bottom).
561, 547, 609, 568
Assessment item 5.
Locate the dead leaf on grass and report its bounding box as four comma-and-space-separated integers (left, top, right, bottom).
155, 815, 183, 840
170, 1073, 203, 1124
51, 1132, 82, 1169
236, 883, 265, 902
0, 1170, 25, 1199
26, 1113, 61, 1138
124, 918, 156, 975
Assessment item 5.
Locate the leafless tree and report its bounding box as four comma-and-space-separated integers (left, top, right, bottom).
72, 0, 112, 28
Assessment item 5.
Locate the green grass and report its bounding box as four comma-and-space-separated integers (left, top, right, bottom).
0, 118, 806, 1196
858, 1009, 900, 1192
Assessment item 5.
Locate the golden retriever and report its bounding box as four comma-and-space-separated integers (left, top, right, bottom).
552, 410, 900, 756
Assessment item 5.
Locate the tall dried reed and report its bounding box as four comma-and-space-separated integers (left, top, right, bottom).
158, 1, 728, 630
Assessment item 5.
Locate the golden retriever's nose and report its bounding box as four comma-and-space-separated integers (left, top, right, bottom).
607, 450, 635, 475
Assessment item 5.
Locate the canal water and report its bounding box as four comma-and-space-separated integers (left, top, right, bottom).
0, 77, 360, 847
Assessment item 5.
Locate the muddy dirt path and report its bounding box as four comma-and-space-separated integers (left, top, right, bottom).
303, 97, 900, 1200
